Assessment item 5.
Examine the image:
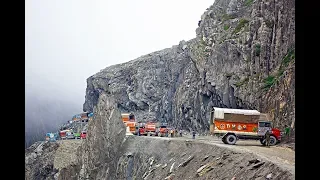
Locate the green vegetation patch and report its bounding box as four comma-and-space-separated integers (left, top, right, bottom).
222, 14, 237, 22
244, 0, 254, 6
255, 44, 261, 56
233, 19, 249, 34
263, 75, 276, 89
282, 48, 295, 67
276, 48, 295, 78
224, 24, 230, 30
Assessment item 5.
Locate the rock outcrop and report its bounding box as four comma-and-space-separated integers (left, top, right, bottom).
25, 141, 60, 180
76, 92, 127, 179
83, 0, 295, 132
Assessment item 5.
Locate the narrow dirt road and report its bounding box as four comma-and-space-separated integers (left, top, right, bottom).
140, 135, 295, 176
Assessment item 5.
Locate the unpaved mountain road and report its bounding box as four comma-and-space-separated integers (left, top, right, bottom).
52, 135, 294, 177
138, 135, 295, 176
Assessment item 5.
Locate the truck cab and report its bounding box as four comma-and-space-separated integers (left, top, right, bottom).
157, 125, 168, 137
258, 121, 281, 145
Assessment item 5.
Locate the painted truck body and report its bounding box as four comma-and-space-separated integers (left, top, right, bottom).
209, 107, 281, 146
121, 113, 136, 134
126, 121, 137, 134
157, 125, 168, 137
145, 122, 157, 136
136, 122, 147, 136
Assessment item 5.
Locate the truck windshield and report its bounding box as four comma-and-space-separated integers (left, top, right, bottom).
259, 122, 271, 127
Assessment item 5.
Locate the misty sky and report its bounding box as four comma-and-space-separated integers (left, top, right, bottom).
25, 0, 214, 106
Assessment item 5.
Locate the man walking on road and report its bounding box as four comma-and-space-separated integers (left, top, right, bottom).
179, 129, 182, 137
265, 130, 270, 147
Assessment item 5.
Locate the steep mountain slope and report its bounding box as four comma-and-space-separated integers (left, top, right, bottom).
83, 0, 295, 132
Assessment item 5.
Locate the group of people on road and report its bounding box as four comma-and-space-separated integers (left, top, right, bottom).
167, 129, 183, 137
166, 129, 196, 139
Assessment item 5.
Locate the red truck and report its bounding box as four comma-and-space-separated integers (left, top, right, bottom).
59, 130, 67, 140
80, 131, 87, 139
136, 122, 147, 136
209, 107, 282, 146
157, 124, 169, 137
145, 121, 157, 136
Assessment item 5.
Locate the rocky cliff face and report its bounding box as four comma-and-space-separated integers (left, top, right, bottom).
25, 141, 60, 180
83, 0, 295, 132
76, 92, 127, 179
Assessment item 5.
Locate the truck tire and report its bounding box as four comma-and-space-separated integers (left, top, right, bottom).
225, 134, 237, 145
269, 136, 277, 146
260, 136, 277, 146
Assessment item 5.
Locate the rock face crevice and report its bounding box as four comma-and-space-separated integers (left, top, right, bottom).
83, 0, 294, 131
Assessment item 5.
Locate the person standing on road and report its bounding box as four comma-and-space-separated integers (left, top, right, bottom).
265, 130, 270, 147
179, 129, 183, 137
285, 125, 290, 141
192, 130, 196, 139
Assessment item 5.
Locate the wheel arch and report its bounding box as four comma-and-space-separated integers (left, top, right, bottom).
222, 132, 238, 139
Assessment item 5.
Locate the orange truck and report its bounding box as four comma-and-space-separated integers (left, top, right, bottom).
145, 121, 158, 136
121, 113, 137, 134
209, 107, 281, 146
157, 123, 168, 137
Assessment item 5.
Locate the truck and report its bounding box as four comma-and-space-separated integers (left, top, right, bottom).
59, 130, 67, 140
209, 107, 281, 146
145, 121, 158, 136
157, 123, 169, 137
66, 130, 75, 139
121, 113, 135, 123
121, 113, 136, 134
136, 122, 147, 136
80, 131, 87, 139
126, 121, 137, 134
74, 132, 81, 139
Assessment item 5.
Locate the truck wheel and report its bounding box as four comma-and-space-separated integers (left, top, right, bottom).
226, 134, 237, 145
269, 136, 277, 146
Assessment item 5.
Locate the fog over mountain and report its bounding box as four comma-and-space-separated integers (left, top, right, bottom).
25, 72, 82, 148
